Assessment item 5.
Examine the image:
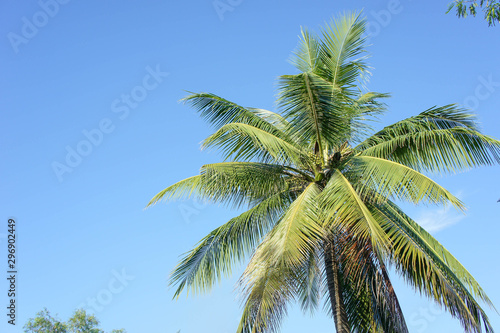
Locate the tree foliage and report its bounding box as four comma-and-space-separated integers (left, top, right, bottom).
447, 0, 500, 26
24, 308, 127, 333
149, 12, 499, 333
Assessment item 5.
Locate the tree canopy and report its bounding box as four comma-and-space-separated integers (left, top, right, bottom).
149, 11, 499, 333
24, 308, 127, 333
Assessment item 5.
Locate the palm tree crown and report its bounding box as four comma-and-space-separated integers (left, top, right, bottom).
148, 12, 499, 333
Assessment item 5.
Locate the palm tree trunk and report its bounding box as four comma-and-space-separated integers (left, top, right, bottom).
324, 238, 351, 333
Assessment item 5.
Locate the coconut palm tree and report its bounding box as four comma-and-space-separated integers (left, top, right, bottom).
148, 12, 499, 333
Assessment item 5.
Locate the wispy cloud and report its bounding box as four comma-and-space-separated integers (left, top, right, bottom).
415, 191, 465, 234
416, 206, 465, 233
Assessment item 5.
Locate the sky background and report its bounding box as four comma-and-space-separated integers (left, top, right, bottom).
1, 0, 499, 332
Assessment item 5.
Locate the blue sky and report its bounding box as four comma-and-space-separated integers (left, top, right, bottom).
1, 0, 499, 332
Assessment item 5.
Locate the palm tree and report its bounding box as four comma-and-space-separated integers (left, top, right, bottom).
148, 12, 499, 333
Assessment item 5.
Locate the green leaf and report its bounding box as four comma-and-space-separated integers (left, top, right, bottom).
170, 190, 293, 298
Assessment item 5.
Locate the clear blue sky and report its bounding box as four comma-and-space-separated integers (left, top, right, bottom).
1, 0, 499, 332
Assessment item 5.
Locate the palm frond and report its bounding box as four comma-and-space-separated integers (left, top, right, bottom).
181, 93, 288, 136
200, 162, 292, 207
146, 175, 202, 207
202, 123, 304, 164
170, 191, 293, 298
318, 11, 370, 92
147, 162, 293, 208
237, 261, 295, 333
248, 108, 290, 132
289, 28, 321, 73
349, 155, 465, 208
278, 73, 350, 152
257, 183, 323, 268
370, 201, 494, 333
296, 249, 322, 314
319, 169, 390, 250
347, 92, 389, 142
357, 105, 500, 173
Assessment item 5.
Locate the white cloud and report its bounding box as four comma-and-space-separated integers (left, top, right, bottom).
415, 191, 466, 234
415, 206, 465, 233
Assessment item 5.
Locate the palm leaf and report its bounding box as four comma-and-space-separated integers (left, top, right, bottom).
170, 190, 293, 298
146, 175, 202, 207
358, 105, 500, 173
278, 72, 349, 154
349, 155, 465, 208
202, 123, 304, 164
181, 93, 289, 136
318, 11, 370, 93
147, 162, 293, 208
257, 183, 323, 268
237, 260, 295, 333
370, 201, 494, 333
289, 28, 321, 73
296, 249, 322, 314
319, 169, 390, 250
200, 162, 292, 207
